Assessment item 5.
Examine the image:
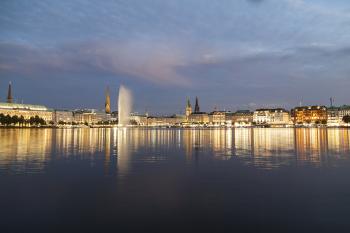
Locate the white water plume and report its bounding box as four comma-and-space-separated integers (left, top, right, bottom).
118, 85, 133, 126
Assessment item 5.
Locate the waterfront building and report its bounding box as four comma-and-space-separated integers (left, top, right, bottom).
225, 112, 234, 127
0, 102, 53, 122
327, 105, 350, 126
339, 106, 350, 125
184, 97, 210, 125
327, 106, 340, 126
145, 115, 185, 127
130, 113, 148, 126
53, 110, 74, 124
73, 109, 111, 124
253, 108, 290, 126
188, 112, 210, 125
292, 106, 327, 125
185, 98, 192, 121
232, 110, 253, 127
209, 111, 228, 126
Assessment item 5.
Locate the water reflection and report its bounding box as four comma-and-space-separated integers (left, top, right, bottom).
0, 128, 350, 174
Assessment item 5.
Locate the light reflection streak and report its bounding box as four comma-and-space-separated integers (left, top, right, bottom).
0, 128, 350, 174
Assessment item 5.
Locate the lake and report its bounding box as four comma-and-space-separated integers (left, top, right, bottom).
1, 128, 350, 232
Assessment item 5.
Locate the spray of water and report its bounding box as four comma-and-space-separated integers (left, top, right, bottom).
118, 85, 133, 126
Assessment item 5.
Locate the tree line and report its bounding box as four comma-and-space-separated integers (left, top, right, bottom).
344, 115, 350, 124
0, 114, 46, 126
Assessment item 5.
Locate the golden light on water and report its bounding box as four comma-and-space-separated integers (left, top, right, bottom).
1, 128, 350, 174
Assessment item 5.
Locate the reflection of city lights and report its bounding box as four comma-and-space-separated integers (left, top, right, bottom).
1, 128, 350, 174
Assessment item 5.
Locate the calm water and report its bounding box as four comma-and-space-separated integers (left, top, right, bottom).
1, 128, 350, 232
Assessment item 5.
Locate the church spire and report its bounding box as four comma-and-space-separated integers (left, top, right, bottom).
7, 81, 13, 103
185, 97, 192, 119
186, 97, 191, 108
194, 96, 200, 113
105, 86, 111, 114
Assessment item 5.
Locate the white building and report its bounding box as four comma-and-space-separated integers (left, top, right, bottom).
253, 108, 291, 126
0, 102, 53, 122
327, 106, 350, 126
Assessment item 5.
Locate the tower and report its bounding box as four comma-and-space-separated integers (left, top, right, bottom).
7, 82, 13, 103
105, 86, 111, 114
194, 96, 200, 113
185, 97, 192, 119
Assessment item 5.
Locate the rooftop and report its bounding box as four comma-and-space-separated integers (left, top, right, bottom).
255, 108, 288, 112
294, 106, 327, 110
0, 102, 50, 111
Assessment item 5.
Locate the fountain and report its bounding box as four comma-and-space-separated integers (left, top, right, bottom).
118, 85, 133, 126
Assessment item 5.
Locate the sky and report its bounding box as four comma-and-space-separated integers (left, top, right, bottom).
0, 0, 350, 114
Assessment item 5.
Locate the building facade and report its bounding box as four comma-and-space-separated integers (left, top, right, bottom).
188, 112, 210, 125
327, 105, 350, 126
73, 109, 111, 124
53, 110, 74, 124
0, 102, 53, 122
209, 111, 228, 126
292, 106, 327, 125
232, 110, 253, 127
185, 98, 192, 121
253, 108, 290, 126
145, 115, 185, 126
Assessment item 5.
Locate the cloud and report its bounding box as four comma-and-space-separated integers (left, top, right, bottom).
0, 40, 195, 87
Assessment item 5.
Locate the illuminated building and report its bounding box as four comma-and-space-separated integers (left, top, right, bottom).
0, 83, 53, 123
232, 110, 253, 127
53, 110, 74, 124
339, 106, 350, 125
188, 112, 209, 125
209, 111, 228, 126
292, 106, 327, 125
253, 108, 290, 126
0, 102, 53, 122
130, 113, 148, 125
327, 105, 350, 126
73, 109, 111, 124
145, 115, 185, 127
105, 86, 111, 114
185, 97, 192, 121
185, 97, 210, 125
327, 106, 340, 126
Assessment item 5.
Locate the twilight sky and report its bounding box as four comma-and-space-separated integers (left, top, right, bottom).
1, 0, 350, 114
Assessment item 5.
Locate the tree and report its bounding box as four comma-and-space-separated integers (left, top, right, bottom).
19, 115, 25, 126
130, 119, 138, 125
29, 117, 35, 125
28, 115, 46, 126
343, 115, 350, 124
0, 113, 5, 125
4, 115, 12, 126
11, 115, 19, 125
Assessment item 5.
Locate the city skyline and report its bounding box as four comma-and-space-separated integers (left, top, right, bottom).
1, 0, 350, 113
0, 81, 346, 115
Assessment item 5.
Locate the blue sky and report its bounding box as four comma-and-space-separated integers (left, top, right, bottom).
1, 0, 350, 113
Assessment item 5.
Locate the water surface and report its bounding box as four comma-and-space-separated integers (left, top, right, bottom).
1, 128, 350, 232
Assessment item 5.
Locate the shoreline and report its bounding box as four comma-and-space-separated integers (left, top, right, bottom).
1, 125, 349, 129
